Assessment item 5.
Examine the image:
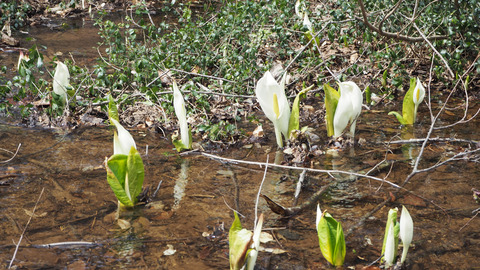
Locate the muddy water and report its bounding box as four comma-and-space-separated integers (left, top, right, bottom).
1, 102, 479, 269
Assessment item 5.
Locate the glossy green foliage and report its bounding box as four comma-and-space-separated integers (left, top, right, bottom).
323, 84, 340, 137
106, 147, 144, 207
317, 212, 346, 267
388, 78, 416, 125
288, 85, 312, 139
229, 211, 253, 270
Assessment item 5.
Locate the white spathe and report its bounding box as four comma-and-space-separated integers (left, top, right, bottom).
413, 78, 425, 122
384, 223, 396, 268
315, 204, 322, 231
255, 71, 290, 147
246, 214, 264, 270
333, 81, 363, 138
53, 61, 70, 103
399, 205, 414, 264
173, 81, 190, 147
303, 13, 313, 32
17, 51, 29, 70
111, 118, 137, 156
294, 0, 303, 18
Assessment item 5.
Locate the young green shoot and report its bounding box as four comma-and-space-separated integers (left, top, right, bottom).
316, 204, 346, 267
388, 78, 425, 125
229, 211, 264, 270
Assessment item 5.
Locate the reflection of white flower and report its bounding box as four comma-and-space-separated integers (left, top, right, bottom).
173, 81, 190, 148
400, 206, 414, 264
333, 82, 363, 138
111, 118, 136, 155
255, 71, 290, 147
413, 78, 425, 122
53, 61, 70, 103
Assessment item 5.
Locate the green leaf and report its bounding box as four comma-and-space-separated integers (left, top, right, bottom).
229, 211, 253, 270
105, 147, 144, 207
317, 212, 345, 266
172, 127, 192, 152
106, 154, 132, 206
126, 146, 144, 205
401, 78, 416, 125
288, 85, 312, 139
323, 84, 340, 137
388, 111, 408, 125
365, 86, 371, 105
108, 94, 119, 124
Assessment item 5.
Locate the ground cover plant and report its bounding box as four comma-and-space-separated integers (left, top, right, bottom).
0, 0, 479, 269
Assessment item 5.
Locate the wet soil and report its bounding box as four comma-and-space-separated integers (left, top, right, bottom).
1, 102, 479, 269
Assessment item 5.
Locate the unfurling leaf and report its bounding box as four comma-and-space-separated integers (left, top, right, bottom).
106, 147, 144, 207
316, 211, 346, 266
229, 211, 253, 270
323, 84, 340, 137
288, 85, 312, 139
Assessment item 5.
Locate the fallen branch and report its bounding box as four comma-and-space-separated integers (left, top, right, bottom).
8, 187, 44, 269
200, 152, 402, 189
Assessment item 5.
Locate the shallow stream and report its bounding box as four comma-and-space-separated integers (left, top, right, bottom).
1, 8, 480, 270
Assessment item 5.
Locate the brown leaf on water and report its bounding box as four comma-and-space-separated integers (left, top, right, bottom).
261, 194, 288, 216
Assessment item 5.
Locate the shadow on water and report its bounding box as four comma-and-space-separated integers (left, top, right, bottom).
1, 101, 479, 269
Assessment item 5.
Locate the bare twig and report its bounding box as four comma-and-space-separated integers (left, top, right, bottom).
0, 144, 21, 163
412, 23, 454, 77
9, 187, 44, 269
200, 152, 402, 189
356, 0, 446, 42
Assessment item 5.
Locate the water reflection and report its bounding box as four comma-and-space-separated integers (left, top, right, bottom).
173, 158, 189, 210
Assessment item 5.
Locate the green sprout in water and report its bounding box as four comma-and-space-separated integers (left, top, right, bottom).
316, 204, 346, 267
105, 97, 144, 208
388, 78, 425, 125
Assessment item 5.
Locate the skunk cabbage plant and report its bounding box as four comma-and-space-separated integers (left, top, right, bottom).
381, 206, 414, 267
172, 81, 192, 152
105, 100, 144, 208
316, 204, 346, 267
382, 208, 400, 267
17, 51, 29, 71
399, 206, 414, 264
255, 71, 290, 147
52, 61, 71, 105
323, 82, 363, 138
388, 78, 425, 125
229, 211, 264, 270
